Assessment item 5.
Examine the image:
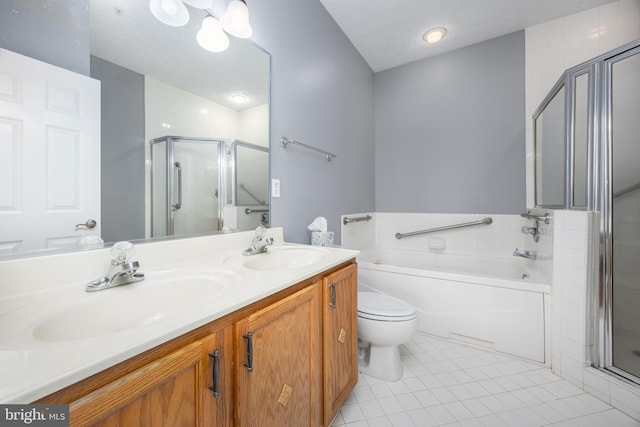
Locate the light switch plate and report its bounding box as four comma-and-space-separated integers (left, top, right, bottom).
271, 179, 281, 198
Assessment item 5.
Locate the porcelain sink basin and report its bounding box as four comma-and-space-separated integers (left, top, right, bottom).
27, 269, 238, 343
238, 246, 331, 271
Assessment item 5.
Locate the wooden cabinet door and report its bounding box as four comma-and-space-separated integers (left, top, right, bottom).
202, 326, 234, 427
235, 283, 322, 427
323, 264, 358, 425
70, 335, 224, 427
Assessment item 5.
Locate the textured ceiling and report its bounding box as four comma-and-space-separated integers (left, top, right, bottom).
318, 0, 619, 72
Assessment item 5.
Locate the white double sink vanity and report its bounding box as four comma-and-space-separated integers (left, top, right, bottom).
0, 228, 359, 426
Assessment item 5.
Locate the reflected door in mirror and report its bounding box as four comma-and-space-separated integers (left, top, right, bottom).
0, 49, 100, 255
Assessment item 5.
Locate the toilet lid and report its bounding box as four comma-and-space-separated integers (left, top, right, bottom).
357, 292, 416, 321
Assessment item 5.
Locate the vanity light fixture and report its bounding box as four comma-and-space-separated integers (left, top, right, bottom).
221, 0, 253, 39
423, 27, 447, 44
182, 0, 213, 8
197, 16, 230, 52
150, 0, 253, 53
149, 0, 213, 27
149, 0, 190, 27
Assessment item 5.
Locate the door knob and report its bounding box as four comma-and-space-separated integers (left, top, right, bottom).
76, 219, 97, 229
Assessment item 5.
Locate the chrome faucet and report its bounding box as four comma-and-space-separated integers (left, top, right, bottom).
243, 226, 274, 256
86, 241, 145, 292
521, 220, 540, 242
513, 248, 537, 260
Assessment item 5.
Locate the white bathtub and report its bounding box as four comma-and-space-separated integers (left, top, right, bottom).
357, 248, 551, 363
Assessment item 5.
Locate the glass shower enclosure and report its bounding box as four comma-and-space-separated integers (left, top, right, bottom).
533, 39, 640, 383
150, 136, 269, 237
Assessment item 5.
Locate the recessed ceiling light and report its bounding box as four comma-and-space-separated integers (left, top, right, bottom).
423, 27, 447, 44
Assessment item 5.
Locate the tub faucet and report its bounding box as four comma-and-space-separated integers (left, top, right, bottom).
521, 220, 540, 242
513, 248, 537, 260
86, 241, 144, 292
243, 226, 274, 256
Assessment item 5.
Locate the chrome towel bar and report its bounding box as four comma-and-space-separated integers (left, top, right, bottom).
281, 137, 337, 161
395, 217, 493, 239
343, 214, 372, 225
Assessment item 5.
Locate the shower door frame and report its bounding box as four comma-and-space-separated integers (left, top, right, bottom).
533, 38, 640, 385
595, 42, 640, 385
150, 136, 227, 237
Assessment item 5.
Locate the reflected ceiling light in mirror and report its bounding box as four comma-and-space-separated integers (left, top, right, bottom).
231, 93, 248, 104
423, 27, 447, 44
221, 0, 253, 39
149, 0, 190, 27
197, 16, 230, 52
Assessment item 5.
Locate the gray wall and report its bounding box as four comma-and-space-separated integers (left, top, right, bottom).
90, 56, 146, 243
249, 0, 376, 245
374, 31, 526, 214
0, 0, 89, 75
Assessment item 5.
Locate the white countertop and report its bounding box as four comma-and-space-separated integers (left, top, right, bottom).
0, 228, 358, 403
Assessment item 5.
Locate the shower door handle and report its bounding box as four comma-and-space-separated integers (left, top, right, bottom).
171, 161, 182, 211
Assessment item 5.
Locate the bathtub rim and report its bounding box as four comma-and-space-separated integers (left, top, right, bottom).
357, 247, 551, 294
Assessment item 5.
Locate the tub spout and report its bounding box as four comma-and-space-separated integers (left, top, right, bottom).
513, 248, 537, 260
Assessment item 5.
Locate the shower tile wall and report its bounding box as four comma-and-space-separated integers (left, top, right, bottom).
524, 0, 640, 207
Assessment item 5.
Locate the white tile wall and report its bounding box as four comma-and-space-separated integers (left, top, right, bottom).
524, 0, 640, 208
238, 104, 269, 147
349, 213, 532, 260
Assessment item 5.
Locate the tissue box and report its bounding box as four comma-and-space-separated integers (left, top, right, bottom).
311, 231, 334, 247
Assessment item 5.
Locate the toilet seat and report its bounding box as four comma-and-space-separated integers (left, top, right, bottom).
357, 292, 417, 322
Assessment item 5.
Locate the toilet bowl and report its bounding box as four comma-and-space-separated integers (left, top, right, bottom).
357, 291, 418, 381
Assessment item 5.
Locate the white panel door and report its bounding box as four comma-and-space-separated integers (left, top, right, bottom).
0, 48, 100, 255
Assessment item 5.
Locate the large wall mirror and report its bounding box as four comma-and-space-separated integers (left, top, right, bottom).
0, 0, 270, 259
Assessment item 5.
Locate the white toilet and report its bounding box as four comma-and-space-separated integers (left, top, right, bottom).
357, 291, 418, 381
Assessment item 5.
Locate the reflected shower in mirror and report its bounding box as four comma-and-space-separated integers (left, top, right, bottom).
0, 0, 271, 259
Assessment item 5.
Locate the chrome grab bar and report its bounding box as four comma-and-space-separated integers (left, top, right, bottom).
171, 162, 182, 211
245, 208, 269, 214
343, 214, 372, 225
395, 217, 493, 239
281, 137, 337, 161
520, 211, 550, 224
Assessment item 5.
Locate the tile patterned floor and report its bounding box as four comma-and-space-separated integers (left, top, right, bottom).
331, 333, 640, 426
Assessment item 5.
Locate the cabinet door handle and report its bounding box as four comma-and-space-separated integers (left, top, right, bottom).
243, 332, 253, 372
329, 283, 337, 308
208, 350, 220, 397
